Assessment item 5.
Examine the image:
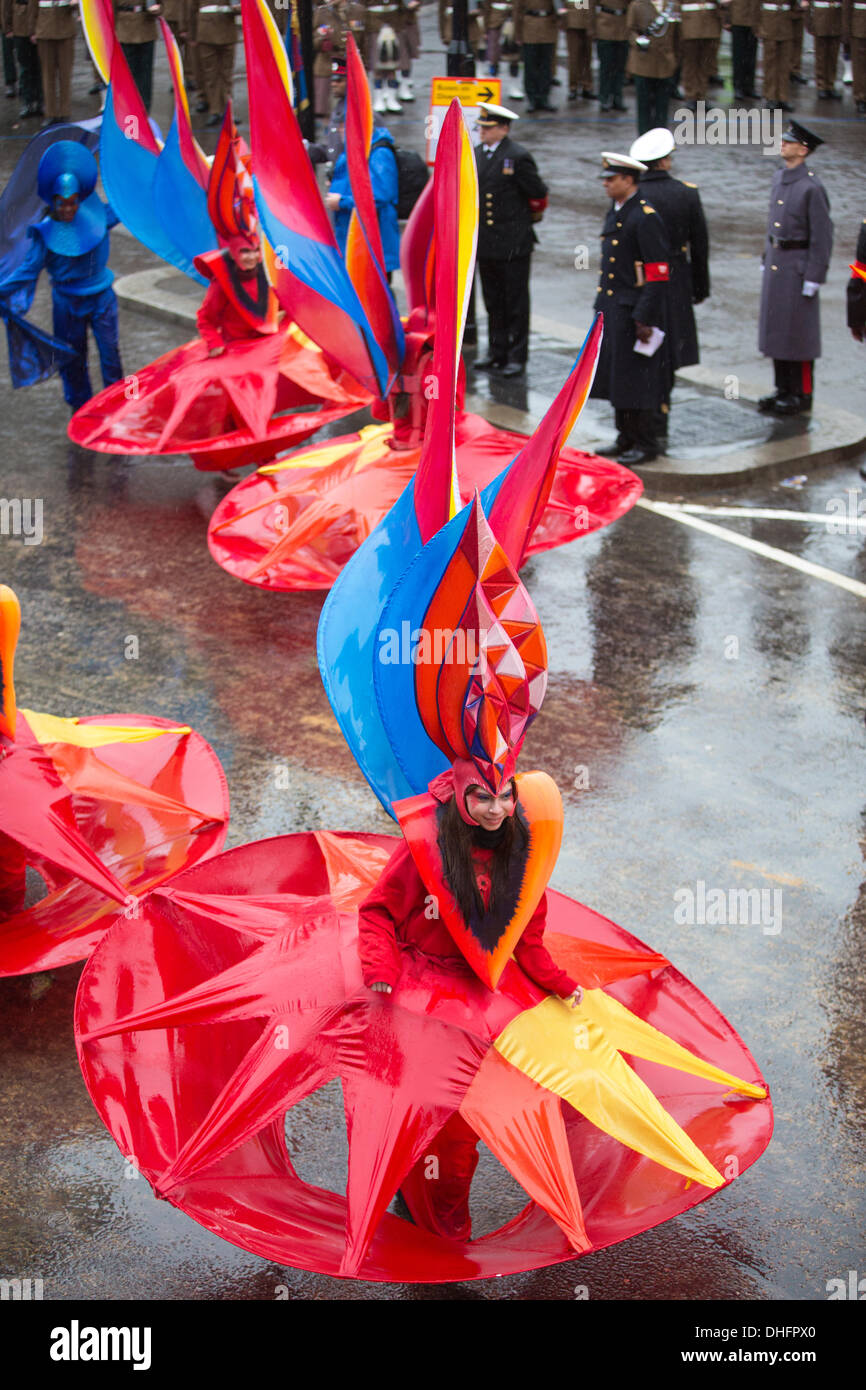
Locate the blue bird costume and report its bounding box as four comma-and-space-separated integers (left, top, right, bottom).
0, 142, 123, 408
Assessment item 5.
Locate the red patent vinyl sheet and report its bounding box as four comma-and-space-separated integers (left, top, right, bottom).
75, 832, 772, 1283
207, 412, 644, 591
67, 328, 371, 471
0, 714, 229, 976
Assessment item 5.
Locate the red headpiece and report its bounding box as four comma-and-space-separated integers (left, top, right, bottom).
416, 493, 547, 813
207, 103, 261, 255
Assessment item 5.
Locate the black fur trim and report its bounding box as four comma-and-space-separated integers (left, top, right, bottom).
223, 252, 269, 320
436, 802, 531, 954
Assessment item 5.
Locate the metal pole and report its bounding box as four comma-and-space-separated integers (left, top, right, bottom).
297, 0, 315, 140
446, 0, 476, 77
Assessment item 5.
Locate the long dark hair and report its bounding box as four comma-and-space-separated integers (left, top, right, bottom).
436, 790, 530, 952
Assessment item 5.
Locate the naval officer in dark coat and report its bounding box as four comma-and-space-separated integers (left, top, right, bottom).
630, 126, 710, 439
758, 120, 833, 416
472, 102, 548, 379
590, 151, 673, 466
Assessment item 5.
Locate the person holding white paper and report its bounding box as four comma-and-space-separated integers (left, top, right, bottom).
589, 150, 673, 466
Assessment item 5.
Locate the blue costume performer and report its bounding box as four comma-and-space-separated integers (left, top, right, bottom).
0, 142, 123, 409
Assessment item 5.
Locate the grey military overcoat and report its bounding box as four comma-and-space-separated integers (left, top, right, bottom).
758, 162, 833, 361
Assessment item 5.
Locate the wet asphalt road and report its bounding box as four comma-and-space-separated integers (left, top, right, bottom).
0, 9, 864, 1301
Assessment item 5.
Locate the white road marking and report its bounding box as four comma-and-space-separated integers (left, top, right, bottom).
653, 502, 866, 528
637, 498, 866, 599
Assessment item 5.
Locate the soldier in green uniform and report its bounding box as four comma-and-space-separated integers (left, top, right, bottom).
843, 0, 866, 112
562, 0, 597, 100
514, 0, 560, 109
3, 0, 42, 117
365, 0, 405, 112
595, 0, 629, 109
188, 0, 239, 127
722, 0, 759, 98
679, 0, 722, 109
35, 0, 76, 126
113, 2, 163, 114
313, 1, 365, 120
626, 0, 677, 132
809, 0, 843, 98
760, 0, 797, 109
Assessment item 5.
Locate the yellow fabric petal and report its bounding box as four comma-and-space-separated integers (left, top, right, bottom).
21, 711, 191, 748
494, 996, 725, 1190
580, 988, 767, 1099
258, 424, 391, 475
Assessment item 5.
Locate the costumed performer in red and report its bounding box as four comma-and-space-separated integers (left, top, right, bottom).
195, 226, 279, 357
359, 756, 583, 1240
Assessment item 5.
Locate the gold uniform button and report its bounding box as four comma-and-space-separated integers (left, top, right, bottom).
612, 238, 619, 245
486, 219, 494, 225
774, 221, 781, 227
608, 272, 614, 278
777, 199, 784, 205
616, 222, 622, 228
771, 264, 778, 271
609, 256, 615, 262
606, 289, 613, 296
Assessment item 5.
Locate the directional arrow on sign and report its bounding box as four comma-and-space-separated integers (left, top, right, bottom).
476, 85, 495, 102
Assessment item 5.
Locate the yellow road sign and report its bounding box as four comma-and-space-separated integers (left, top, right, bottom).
430, 78, 502, 107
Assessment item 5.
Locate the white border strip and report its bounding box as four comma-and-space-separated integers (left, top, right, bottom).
653, 503, 866, 528
637, 499, 866, 600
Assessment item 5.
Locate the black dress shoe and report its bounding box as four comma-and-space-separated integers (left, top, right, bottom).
600, 100, 612, 111
582, 88, 598, 99
88, 80, 105, 95
19, 105, 34, 119
195, 98, 208, 113
472, 357, 504, 371
568, 87, 578, 101
618, 446, 656, 466
779, 100, 794, 111
757, 392, 780, 413
496, 363, 526, 378
770, 394, 804, 416
791, 71, 808, 85
857, 100, 866, 115
206, 113, 222, 127
826, 88, 842, 100
551, 76, 562, 86
611, 100, 627, 111
534, 102, 557, 111
5, 85, 16, 99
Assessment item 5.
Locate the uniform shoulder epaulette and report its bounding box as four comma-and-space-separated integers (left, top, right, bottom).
684, 181, 698, 188
643, 205, 656, 214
